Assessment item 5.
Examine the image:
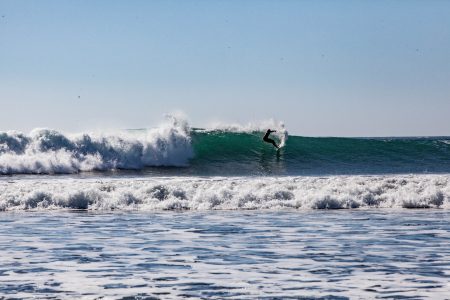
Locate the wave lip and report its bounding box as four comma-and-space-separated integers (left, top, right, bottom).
207, 119, 288, 147
1, 175, 449, 211
0, 116, 193, 174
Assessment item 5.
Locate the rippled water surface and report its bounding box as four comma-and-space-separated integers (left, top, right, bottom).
1, 210, 450, 299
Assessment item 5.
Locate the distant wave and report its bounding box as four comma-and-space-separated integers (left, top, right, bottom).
0, 115, 193, 174
1, 175, 449, 211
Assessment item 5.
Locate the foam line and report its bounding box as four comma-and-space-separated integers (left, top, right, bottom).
1, 175, 448, 211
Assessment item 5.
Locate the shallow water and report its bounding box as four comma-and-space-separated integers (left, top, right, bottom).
1, 210, 450, 299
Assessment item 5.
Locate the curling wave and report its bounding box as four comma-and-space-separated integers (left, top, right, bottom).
1, 175, 449, 211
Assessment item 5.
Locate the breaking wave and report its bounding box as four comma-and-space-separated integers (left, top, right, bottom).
0, 116, 193, 174
1, 116, 450, 175
1, 175, 449, 211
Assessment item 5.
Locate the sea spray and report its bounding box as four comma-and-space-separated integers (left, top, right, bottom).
207, 118, 288, 147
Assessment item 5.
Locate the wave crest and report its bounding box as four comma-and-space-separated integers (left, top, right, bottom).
207, 119, 288, 147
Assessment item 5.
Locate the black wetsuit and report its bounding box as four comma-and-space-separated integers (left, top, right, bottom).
263, 129, 279, 149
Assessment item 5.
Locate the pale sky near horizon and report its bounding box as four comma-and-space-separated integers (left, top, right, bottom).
1, 0, 450, 136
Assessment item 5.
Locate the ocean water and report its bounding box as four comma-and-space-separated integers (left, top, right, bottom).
1, 117, 450, 299
1, 210, 450, 299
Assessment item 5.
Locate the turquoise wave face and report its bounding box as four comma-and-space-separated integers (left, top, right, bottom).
189, 130, 450, 176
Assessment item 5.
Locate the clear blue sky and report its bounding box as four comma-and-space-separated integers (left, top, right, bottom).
1, 0, 449, 136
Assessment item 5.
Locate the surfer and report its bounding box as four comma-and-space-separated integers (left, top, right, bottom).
263, 129, 279, 149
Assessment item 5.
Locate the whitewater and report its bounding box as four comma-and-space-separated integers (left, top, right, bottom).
0, 116, 193, 174
1, 175, 449, 211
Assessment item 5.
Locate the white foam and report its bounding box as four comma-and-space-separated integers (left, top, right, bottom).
1, 174, 449, 211
0, 115, 193, 174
